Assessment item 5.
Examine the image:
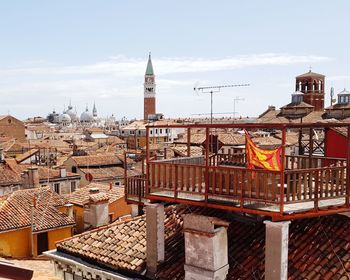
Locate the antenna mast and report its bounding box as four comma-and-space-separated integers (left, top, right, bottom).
194, 83, 250, 123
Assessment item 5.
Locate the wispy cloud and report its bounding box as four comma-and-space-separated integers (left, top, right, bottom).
328, 75, 350, 81
0, 53, 332, 77
0, 53, 333, 118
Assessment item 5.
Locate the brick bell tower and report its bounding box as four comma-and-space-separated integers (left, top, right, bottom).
295, 70, 325, 111
144, 53, 156, 120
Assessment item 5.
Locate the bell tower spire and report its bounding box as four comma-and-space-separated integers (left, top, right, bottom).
144, 52, 156, 120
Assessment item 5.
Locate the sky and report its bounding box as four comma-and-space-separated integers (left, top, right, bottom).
0, 1, 349, 120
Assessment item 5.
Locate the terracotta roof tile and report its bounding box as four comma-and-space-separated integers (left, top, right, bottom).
71, 153, 122, 166
0, 187, 75, 232
68, 182, 124, 206
80, 166, 124, 180
55, 205, 350, 279
0, 165, 22, 186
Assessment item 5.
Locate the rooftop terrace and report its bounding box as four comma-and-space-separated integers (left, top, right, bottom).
125, 122, 350, 221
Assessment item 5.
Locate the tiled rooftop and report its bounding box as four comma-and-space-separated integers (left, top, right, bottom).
80, 166, 124, 180
5, 160, 80, 181
56, 205, 350, 279
175, 132, 245, 146
172, 145, 203, 157
71, 153, 122, 166
68, 183, 125, 206
0, 187, 75, 232
0, 165, 22, 186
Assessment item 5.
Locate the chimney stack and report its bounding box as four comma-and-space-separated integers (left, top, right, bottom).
28, 167, 40, 188
21, 170, 29, 189
64, 203, 74, 218
183, 214, 230, 280
146, 203, 165, 277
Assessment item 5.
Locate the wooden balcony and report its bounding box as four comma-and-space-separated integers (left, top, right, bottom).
125, 123, 350, 221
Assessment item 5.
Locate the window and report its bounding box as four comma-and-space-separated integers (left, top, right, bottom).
160, 129, 163, 134
64, 272, 83, 280
72, 166, 77, 173
165, 129, 168, 133
292, 94, 303, 103
115, 181, 121, 187
54, 183, 60, 194
138, 130, 141, 135
73, 275, 83, 280
150, 130, 153, 135
71, 181, 77, 193
64, 271, 73, 280
155, 129, 158, 134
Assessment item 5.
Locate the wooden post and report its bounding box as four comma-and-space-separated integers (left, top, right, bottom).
280, 127, 286, 215
346, 126, 350, 207
314, 171, 319, 212
309, 128, 314, 168
187, 127, 191, 157
205, 127, 210, 204
124, 151, 128, 198
146, 126, 150, 196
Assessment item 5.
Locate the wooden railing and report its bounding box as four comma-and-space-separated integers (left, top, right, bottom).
285, 166, 347, 203
285, 155, 346, 170
207, 166, 281, 202
148, 162, 205, 195
156, 156, 204, 165
209, 153, 246, 167
147, 161, 282, 207
125, 175, 146, 204
143, 156, 348, 215
208, 153, 346, 169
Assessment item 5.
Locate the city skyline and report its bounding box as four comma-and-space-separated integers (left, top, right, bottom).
0, 1, 349, 119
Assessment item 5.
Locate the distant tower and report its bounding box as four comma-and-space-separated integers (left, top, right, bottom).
93, 102, 97, 117
295, 70, 325, 111
144, 53, 156, 120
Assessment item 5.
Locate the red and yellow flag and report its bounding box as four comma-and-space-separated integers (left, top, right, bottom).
245, 130, 282, 171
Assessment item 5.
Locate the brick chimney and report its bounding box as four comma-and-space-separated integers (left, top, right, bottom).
27, 167, 40, 188
183, 214, 230, 280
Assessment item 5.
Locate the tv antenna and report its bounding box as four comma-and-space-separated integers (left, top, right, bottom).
233, 97, 245, 118
194, 83, 250, 123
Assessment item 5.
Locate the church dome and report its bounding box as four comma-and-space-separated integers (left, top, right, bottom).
338, 88, 350, 96
58, 113, 71, 123
66, 108, 78, 122
80, 108, 93, 122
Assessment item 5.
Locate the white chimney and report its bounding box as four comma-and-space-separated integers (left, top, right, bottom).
60, 167, 67, 178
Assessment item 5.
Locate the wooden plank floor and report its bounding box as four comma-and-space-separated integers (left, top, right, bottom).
149, 191, 347, 214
